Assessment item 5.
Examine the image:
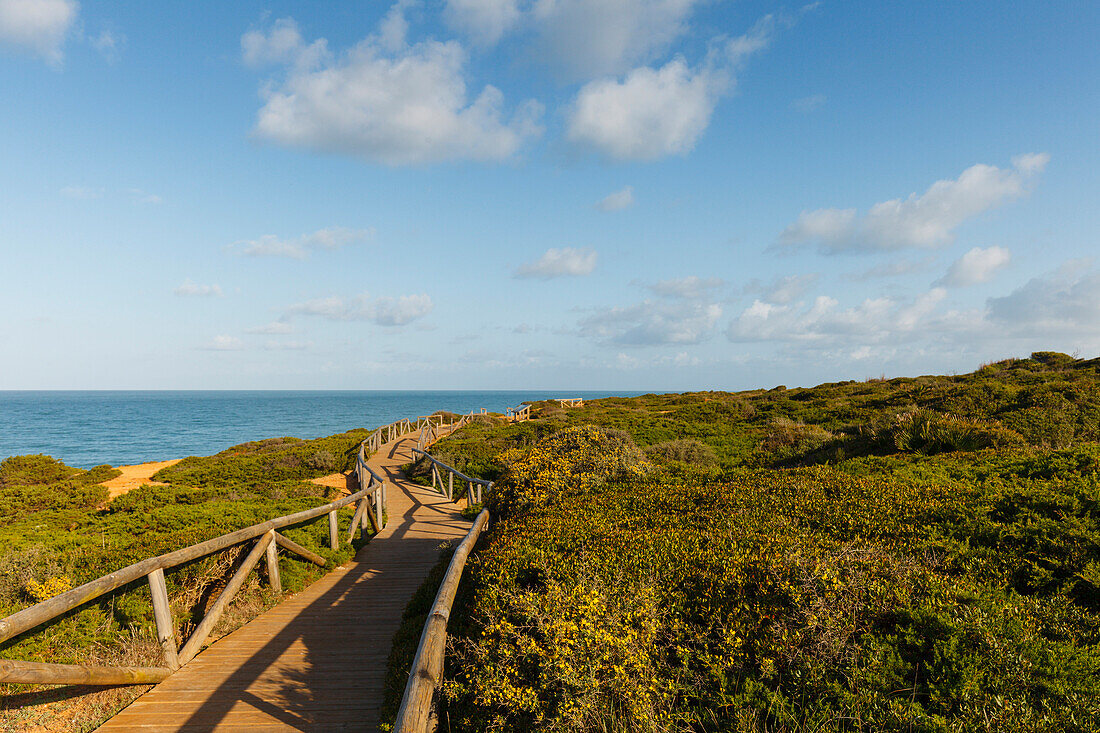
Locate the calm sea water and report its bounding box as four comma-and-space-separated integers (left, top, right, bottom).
0, 391, 642, 469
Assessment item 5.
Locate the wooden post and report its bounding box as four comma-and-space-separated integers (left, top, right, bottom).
265, 539, 281, 595
467, 481, 473, 508
328, 510, 338, 550
146, 568, 179, 671
177, 531, 273, 666
448, 471, 453, 501
375, 486, 383, 529
347, 497, 368, 542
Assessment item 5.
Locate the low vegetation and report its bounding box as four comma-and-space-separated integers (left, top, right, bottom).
0, 430, 369, 732
396, 352, 1100, 731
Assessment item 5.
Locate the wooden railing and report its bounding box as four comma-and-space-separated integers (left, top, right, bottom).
0, 482, 382, 685
0, 413, 448, 687
393, 450, 494, 733
411, 448, 492, 506
558, 397, 584, 408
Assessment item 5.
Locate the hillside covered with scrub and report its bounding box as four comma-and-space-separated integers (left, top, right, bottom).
403, 352, 1100, 732
0, 430, 368, 731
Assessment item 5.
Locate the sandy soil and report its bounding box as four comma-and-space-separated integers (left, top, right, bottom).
310, 471, 355, 496
100, 459, 181, 499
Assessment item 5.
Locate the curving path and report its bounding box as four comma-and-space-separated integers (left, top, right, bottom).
96, 432, 470, 732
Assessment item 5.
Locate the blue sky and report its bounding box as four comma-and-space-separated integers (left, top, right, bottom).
1, 0, 1097, 390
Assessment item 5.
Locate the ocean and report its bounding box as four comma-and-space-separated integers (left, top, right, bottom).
0, 391, 643, 469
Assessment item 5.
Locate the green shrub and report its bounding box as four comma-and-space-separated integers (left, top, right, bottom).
153, 429, 368, 486
0, 454, 79, 487
486, 426, 651, 519
645, 438, 718, 467
884, 409, 1025, 454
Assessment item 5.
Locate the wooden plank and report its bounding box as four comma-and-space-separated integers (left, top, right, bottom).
97, 429, 475, 733
393, 510, 489, 733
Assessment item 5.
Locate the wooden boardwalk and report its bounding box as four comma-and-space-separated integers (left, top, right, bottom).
97, 433, 471, 732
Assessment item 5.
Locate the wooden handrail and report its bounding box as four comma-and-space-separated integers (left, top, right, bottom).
393, 510, 489, 733
0, 484, 374, 646
411, 449, 492, 487
0, 408, 484, 689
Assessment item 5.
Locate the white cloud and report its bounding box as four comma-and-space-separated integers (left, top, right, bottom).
444, 0, 521, 46
566, 17, 773, 161
200, 335, 244, 351
530, 0, 703, 80
0, 0, 77, 65
745, 273, 818, 304
779, 154, 1049, 253
936, 246, 1011, 287
174, 280, 223, 297
246, 321, 295, 335
728, 288, 956, 344
90, 28, 122, 62
987, 262, 1100, 335
648, 275, 724, 299
792, 93, 826, 112
596, 185, 634, 212
587, 276, 725, 344
248, 16, 543, 165
241, 17, 320, 67
378, 0, 416, 52
580, 299, 721, 345
233, 226, 371, 259
288, 293, 434, 326
514, 247, 596, 279
567, 58, 723, 161
844, 257, 935, 281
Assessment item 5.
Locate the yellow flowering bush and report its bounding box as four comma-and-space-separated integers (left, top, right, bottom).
447, 569, 672, 732
439, 456, 1100, 731
24, 575, 72, 602
486, 425, 651, 518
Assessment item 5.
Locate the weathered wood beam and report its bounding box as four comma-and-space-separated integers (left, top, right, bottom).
146, 568, 179, 671
410, 449, 492, 486
347, 497, 368, 543
265, 538, 281, 594
0, 659, 172, 686
177, 530, 273, 666
0, 486, 371, 645
272, 532, 326, 567
393, 510, 489, 733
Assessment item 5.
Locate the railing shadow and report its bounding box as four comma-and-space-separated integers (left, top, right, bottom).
170, 435, 468, 732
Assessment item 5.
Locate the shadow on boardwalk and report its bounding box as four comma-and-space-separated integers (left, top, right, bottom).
97, 435, 470, 732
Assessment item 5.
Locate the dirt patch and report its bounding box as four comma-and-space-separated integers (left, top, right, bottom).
100, 459, 181, 500
311, 471, 355, 496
